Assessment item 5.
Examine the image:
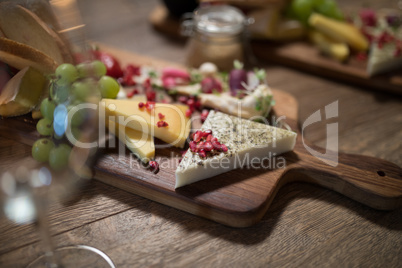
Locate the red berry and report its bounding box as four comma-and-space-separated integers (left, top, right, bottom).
149, 160, 159, 174
201, 109, 209, 122
197, 141, 205, 151
138, 102, 145, 109
193, 131, 202, 142
157, 121, 168, 128
203, 129, 212, 136
143, 78, 151, 88
185, 109, 192, 118
204, 141, 213, 152
125, 64, 141, 76
178, 96, 188, 104
127, 89, 139, 98
189, 141, 197, 152
158, 113, 165, 120
212, 140, 221, 150
145, 101, 155, 111
187, 98, 195, 110
198, 150, 206, 158
146, 90, 156, 102
220, 144, 228, 152
206, 134, 212, 142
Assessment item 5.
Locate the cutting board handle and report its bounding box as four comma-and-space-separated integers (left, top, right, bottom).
288, 142, 402, 210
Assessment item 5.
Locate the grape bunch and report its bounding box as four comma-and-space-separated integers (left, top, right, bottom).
286, 0, 344, 25
32, 60, 120, 171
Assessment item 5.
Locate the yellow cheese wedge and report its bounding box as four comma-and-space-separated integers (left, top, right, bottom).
107, 120, 154, 163
308, 30, 349, 62
308, 13, 369, 52
101, 99, 191, 148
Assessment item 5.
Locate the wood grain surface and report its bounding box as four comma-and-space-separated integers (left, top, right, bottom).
0, 0, 401, 267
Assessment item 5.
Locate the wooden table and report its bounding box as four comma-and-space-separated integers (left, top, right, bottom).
1, 0, 401, 267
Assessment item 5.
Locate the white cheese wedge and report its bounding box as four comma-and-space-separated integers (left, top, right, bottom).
107, 120, 154, 163
367, 42, 402, 76
175, 111, 297, 188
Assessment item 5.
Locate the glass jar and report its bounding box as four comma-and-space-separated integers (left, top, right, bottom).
182, 5, 250, 71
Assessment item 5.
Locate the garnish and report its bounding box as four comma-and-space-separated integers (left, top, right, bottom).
189, 130, 228, 158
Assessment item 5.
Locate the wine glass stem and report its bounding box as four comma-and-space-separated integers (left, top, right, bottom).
33, 189, 58, 267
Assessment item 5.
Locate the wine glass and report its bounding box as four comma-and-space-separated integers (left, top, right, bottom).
1, 0, 116, 267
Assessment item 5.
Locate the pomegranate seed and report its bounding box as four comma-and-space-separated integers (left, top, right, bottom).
203, 141, 213, 152
127, 89, 139, 98
158, 113, 165, 120
211, 137, 218, 143
157, 121, 168, 128
185, 109, 192, 117
206, 134, 212, 142
181, 150, 187, 157
122, 75, 136, 86
146, 90, 156, 102
145, 101, 155, 111
193, 131, 202, 142
220, 144, 228, 152
195, 100, 201, 109
138, 102, 145, 109
212, 140, 221, 150
178, 96, 188, 104
201, 109, 209, 122
198, 150, 206, 158
187, 98, 195, 109
126, 64, 141, 76
149, 160, 159, 174
197, 141, 205, 151
203, 129, 212, 136
189, 141, 197, 152
143, 78, 151, 88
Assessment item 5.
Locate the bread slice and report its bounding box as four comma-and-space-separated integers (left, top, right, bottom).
0, 37, 58, 74
0, 2, 72, 64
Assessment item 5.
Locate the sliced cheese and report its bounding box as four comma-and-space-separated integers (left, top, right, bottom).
367, 42, 402, 76
107, 120, 154, 163
175, 111, 297, 188
102, 99, 191, 148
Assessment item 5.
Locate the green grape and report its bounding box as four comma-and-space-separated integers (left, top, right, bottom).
77, 61, 107, 79
91, 60, 107, 78
76, 62, 90, 79
40, 98, 56, 120
71, 80, 93, 102
68, 106, 87, 127
36, 118, 54, 136
49, 144, 72, 171
32, 138, 55, 163
70, 127, 81, 143
288, 0, 314, 25
315, 0, 343, 20
55, 63, 78, 85
50, 82, 70, 104
98, 75, 120, 99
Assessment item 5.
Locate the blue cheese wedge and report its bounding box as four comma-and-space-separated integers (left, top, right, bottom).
175, 111, 297, 188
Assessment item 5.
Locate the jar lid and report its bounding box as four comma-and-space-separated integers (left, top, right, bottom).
193, 5, 246, 35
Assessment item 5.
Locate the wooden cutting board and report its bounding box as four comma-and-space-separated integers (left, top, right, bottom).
93, 44, 402, 228
149, 5, 402, 95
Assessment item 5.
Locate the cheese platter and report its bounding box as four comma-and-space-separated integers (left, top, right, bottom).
0, 1, 401, 228
149, 4, 402, 95
90, 44, 402, 228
